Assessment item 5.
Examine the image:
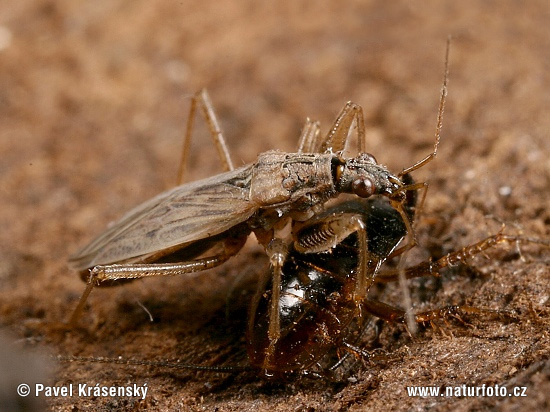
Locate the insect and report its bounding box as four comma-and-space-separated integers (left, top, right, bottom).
246, 175, 542, 377
67, 39, 548, 378
68, 46, 446, 326
247, 183, 415, 377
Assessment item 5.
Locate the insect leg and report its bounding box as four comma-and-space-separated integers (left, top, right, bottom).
362, 299, 468, 324
374, 231, 550, 284
389, 180, 428, 251
68, 234, 247, 326
318, 102, 367, 153
309, 102, 366, 153
261, 238, 288, 372
296, 118, 321, 153
386, 181, 428, 259
177, 89, 235, 185
363, 299, 516, 333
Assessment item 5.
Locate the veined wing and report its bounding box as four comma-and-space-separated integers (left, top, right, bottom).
69, 165, 255, 270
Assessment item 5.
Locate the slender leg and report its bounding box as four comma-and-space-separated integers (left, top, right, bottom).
385, 181, 428, 260
362, 298, 507, 328
338, 341, 391, 365
177, 89, 235, 185
318, 102, 367, 153
262, 238, 288, 371
390, 186, 422, 251
388, 188, 423, 333
296, 118, 321, 153
68, 234, 247, 325
375, 231, 550, 284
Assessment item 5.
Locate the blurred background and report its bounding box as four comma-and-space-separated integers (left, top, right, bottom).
1, 1, 548, 411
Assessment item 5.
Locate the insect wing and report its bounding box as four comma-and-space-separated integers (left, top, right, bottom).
69, 165, 255, 270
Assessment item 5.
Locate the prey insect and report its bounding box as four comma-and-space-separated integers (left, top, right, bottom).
247, 183, 416, 376
247, 177, 545, 377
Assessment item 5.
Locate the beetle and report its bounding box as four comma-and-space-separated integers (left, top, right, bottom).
247, 184, 414, 376
246, 178, 542, 376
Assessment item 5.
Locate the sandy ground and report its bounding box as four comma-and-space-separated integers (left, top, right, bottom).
1, 1, 549, 411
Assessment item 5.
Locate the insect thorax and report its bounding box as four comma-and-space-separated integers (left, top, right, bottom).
249, 151, 336, 211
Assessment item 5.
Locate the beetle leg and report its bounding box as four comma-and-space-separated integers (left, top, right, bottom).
363, 299, 517, 331
177, 89, 234, 185
375, 231, 550, 284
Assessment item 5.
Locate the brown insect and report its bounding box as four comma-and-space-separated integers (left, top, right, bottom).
67, 39, 548, 378
68, 64, 440, 327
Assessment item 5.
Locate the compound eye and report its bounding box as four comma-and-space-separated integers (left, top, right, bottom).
363, 153, 377, 164
352, 177, 375, 198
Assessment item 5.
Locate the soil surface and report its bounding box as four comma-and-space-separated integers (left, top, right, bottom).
1, 1, 549, 411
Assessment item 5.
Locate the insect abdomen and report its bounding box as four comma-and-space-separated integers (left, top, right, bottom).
247, 244, 359, 374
